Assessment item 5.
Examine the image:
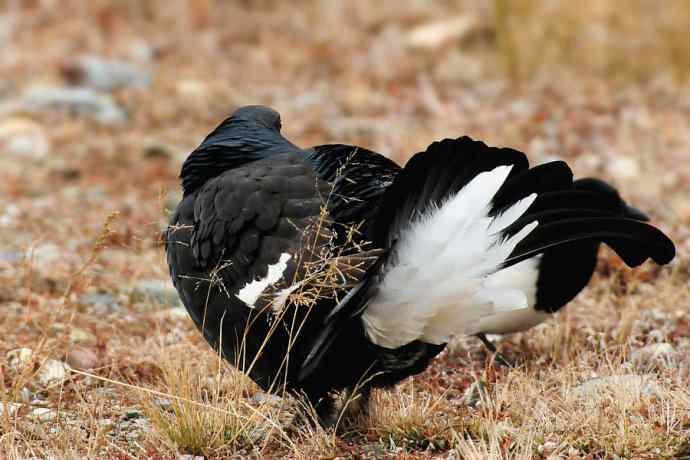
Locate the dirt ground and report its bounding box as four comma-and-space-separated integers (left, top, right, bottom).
1, 1, 689, 458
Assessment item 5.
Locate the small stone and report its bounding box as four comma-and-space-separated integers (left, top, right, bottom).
127, 39, 154, 62
7, 347, 33, 370
539, 441, 559, 456
69, 327, 97, 344
252, 392, 283, 405
156, 306, 188, 320
62, 55, 152, 91
130, 279, 180, 308
631, 343, 676, 369
79, 292, 122, 314
0, 402, 22, 417
0, 248, 22, 264
570, 374, 660, 398
175, 79, 208, 98
177, 455, 205, 460
0, 204, 19, 227
19, 86, 127, 124
606, 155, 640, 180
30, 407, 58, 422
153, 398, 172, 411
31, 243, 61, 266
36, 360, 71, 387
66, 346, 99, 370
406, 16, 478, 50
0, 117, 50, 159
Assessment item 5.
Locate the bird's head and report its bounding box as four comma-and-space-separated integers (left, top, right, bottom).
230, 105, 282, 132
180, 105, 296, 195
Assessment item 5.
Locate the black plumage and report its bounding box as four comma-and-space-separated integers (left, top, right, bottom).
166, 105, 675, 426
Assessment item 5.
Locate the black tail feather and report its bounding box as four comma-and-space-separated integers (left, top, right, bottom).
506, 217, 675, 268
373, 137, 528, 247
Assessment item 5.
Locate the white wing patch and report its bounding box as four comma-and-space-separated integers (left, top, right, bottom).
362, 165, 539, 348
237, 253, 292, 307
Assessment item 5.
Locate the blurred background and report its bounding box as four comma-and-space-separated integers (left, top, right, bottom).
2, 0, 688, 270
0, 1, 689, 457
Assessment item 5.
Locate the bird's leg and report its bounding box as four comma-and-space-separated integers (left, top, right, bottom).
314, 393, 339, 429
336, 385, 371, 434
288, 391, 338, 432
476, 333, 514, 368
342, 385, 371, 419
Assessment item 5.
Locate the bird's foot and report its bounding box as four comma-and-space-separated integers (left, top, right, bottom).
335, 386, 371, 435
477, 333, 514, 368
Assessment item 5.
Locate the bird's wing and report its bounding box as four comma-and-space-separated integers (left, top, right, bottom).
169, 151, 336, 318
306, 144, 401, 226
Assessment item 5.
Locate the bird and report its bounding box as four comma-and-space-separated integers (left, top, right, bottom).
165, 105, 675, 427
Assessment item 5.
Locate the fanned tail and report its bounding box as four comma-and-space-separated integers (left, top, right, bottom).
299, 137, 676, 380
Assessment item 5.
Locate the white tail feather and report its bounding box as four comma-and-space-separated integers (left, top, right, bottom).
362, 166, 539, 348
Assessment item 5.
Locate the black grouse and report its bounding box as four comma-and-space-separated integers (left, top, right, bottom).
165, 105, 675, 426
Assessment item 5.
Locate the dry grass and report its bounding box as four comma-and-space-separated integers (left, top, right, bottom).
1, 0, 689, 458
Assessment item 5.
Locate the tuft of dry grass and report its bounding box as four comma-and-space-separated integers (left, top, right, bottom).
139, 347, 288, 457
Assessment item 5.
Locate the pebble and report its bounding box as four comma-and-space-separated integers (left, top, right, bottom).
252, 392, 283, 405
178, 455, 205, 460
66, 346, 99, 370
0, 117, 50, 159
406, 16, 478, 50
175, 79, 208, 99
0, 248, 23, 264
36, 360, 71, 387
0, 204, 19, 227
631, 342, 675, 360
69, 327, 97, 344
30, 407, 58, 422
130, 279, 180, 308
7, 347, 33, 370
19, 86, 127, 124
153, 398, 173, 411
63, 55, 152, 91
31, 243, 61, 266
631, 343, 676, 370
0, 402, 22, 417
538, 441, 559, 456
79, 292, 122, 314
606, 155, 640, 180
570, 374, 660, 398
127, 39, 154, 62
156, 307, 189, 320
